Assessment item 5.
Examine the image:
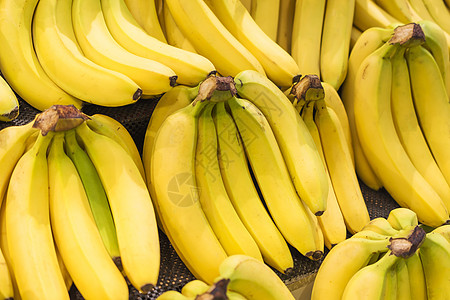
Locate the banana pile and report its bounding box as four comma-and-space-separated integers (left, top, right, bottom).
157, 255, 295, 300
311, 207, 450, 299
0, 105, 159, 300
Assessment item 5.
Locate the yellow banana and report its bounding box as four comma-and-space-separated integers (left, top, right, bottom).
404, 252, 427, 300
249, 0, 280, 41
181, 280, 209, 297
276, 0, 295, 52
374, 0, 418, 23
361, 217, 400, 236
240, 0, 251, 12
0, 77, 18, 122
0, 231, 13, 300
432, 224, 450, 243
350, 26, 363, 51
395, 258, 411, 300
422, 0, 450, 35
354, 0, 400, 31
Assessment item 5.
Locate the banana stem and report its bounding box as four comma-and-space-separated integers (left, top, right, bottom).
388, 225, 426, 258
32, 105, 89, 135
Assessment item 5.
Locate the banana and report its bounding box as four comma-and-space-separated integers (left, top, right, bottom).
162, 2, 198, 53
64, 129, 120, 265
214, 101, 293, 272
55, 246, 72, 291
374, 0, 417, 23
341, 250, 402, 300
276, 0, 295, 52
204, 0, 298, 88
422, 0, 450, 35
315, 99, 370, 234
361, 217, 399, 236
387, 208, 419, 231
234, 70, 328, 216
341, 26, 393, 191
311, 237, 391, 300
350, 26, 363, 51
301, 101, 347, 249
32, 0, 142, 107
101, 0, 215, 87
320, 0, 355, 90
0, 239, 13, 299
431, 224, 450, 243
164, 0, 265, 77
122, 0, 167, 42
418, 232, 450, 299
181, 280, 209, 297
354, 29, 449, 227
354, 0, 400, 31
48, 133, 128, 299
157, 290, 190, 300
86, 114, 145, 180
150, 100, 228, 284
390, 47, 450, 212
195, 102, 262, 260
0, 0, 82, 111
0, 77, 18, 122
290, 0, 326, 77
406, 45, 450, 192
75, 122, 159, 293
228, 96, 324, 260
240, 0, 251, 12
217, 255, 295, 300
155, 0, 165, 34
395, 259, 411, 300
5, 131, 69, 299
404, 252, 427, 300
249, 0, 279, 41
72, 0, 176, 96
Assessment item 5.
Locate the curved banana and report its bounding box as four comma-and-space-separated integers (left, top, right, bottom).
101, 0, 215, 87
0, 0, 82, 111
72, 0, 176, 96
164, 0, 264, 77
418, 232, 450, 299
234, 70, 328, 216
406, 45, 450, 193
301, 101, 347, 249
320, 0, 355, 90
48, 133, 128, 300
354, 0, 400, 31
291, 0, 326, 77
250, 0, 279, 41
0, 77, 18, 122
422, 0, 450, 35
404, 252, 427, 300
5, 132, 69, 300
122, 0, 166, 42
86, 114, 145, 180
218, 255, 295, 300
196, 103, 262, 260
341, 26, 393, 191
150, 100, 228, 284
64, 129, 120, 265
276, 0, 295, 52
315, 99, 370, 234
204, 0, 299, 88
354, 33, 448, 227
32, 0, 142, 107
214, 101, 293, 272
228, 97, 324, 260
162, 2, 198, 53
391, 48, 450, 212
75, 122, 159, 293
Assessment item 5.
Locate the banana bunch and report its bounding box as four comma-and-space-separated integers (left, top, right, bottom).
145, 73, 328, 284
312, 207, 450, 299
157, 255, 295, 300
0, 105, 160, 299
342, 22, 450, 228
0, 0, 216, 111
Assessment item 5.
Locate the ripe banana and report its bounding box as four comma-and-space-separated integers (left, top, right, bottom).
122, 0, 167, 42
301, 101, 347, 249
354, 30, 448, 227
395, 259, 411, 300
0, 0, 82, 111
390, 48, 450, 212
341, 26, 393, 191
276, 0, 295, 52
214, 101, 293, 272
181, 280, 209, 297
315, 99, 370, 234
204, 0, 299, 88
64, 129, 120, 265
422, 0, 450, 35
48, 133, 128, 300
157, 290, 190, 300
240, 0, 251, 12
228, 96, 324, 260
150, 100, 228, 284
374, 0, 418, 23
404, 252, 427, 300
354, 0, 400, 31
164, 0, 264, 77
250, 0, 280, 41
72, 0, 176, 96
350, 26, 363, 51
75, 122, 159, 293
162, 2, 198, 53
361, 217, 399, 236
0, 77, 18, 122
5, 131, 69, 300
0, 242, 13, 299
32, 0, 142, 107
406, 45, 450, 192
218, 255, 295, 300
320, 0, 355, 90
291, 0, 326, 77
432, 225, 450, 243
234, 70, 328, 216
101, 0, 215, 87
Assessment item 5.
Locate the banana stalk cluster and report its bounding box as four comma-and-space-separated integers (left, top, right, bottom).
0, 105, 159, 300
312, 207, 450, 300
